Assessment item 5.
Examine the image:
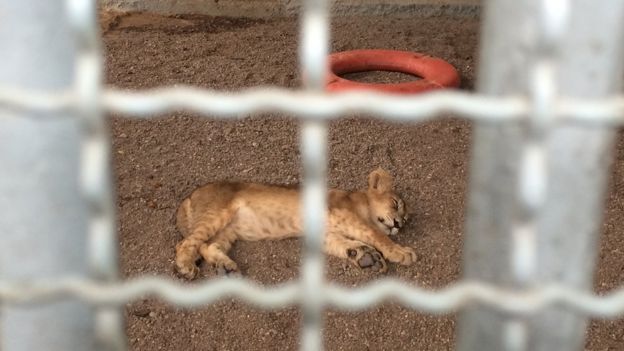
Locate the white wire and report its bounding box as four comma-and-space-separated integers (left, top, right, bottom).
2, 277, 624, 318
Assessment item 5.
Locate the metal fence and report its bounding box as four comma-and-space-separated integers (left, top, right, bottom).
1, 0, 624, 350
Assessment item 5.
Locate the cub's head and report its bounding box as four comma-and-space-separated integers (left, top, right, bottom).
366, 168, 408, 236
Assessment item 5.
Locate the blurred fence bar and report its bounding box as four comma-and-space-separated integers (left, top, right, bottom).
459, 1, 624, 350
299, 0, 330, 350
0, 1, 95, 350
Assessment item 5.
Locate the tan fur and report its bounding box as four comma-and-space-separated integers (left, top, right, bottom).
174, 168, 416, 279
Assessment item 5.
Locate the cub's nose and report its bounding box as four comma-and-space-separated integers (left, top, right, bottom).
393, 219, 401, 228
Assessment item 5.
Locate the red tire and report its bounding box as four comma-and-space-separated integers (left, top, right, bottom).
326, 49, 460, 94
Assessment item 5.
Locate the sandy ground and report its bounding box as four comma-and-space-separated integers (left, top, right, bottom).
100, 12, 624, 351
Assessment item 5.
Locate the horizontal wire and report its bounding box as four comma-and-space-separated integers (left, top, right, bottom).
0, 277, 300, 309
1, 277, 624, 318
104, 88, 528, 122
0, 87, 74, 113
1, 86, 623, 125
0, 86, 525, 121
324, 280, 624, 317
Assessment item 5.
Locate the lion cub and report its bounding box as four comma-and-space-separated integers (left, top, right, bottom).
174, 168, 416, 279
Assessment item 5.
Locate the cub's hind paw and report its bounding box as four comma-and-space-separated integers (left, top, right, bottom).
347, 246, 387, 273
215, 260, 240, 277
175, 262, 199, 280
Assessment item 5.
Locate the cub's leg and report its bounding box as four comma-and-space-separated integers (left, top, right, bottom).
176, 198, 193, 237
199, 226, 239, 276
324, 232, 387, 273
175, 209, 234, 280
330, 209, 417, 265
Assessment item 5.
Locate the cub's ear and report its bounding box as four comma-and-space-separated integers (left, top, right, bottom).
368, 167, 393, 193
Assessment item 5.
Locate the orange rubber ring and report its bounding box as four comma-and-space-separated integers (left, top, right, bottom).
326, 49, 460, 94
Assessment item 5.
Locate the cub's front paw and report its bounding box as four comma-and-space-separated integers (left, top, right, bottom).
385, 245, 417, 266
347, 246, 388, 273
175, 260, 199, 280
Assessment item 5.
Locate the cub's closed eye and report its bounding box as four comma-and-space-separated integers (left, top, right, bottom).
378, 217, 384, 222
391, 198, 398, 209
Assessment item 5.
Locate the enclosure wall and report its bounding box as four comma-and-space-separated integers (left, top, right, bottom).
99, 0, 481, 18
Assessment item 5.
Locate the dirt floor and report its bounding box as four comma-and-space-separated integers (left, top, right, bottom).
101, 12, 624, 351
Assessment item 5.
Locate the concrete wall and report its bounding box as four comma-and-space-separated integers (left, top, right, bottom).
100, 0, 481, 18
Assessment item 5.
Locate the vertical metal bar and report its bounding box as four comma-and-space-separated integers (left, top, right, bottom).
67, 0, 125, 350
502, 2, 569, 350
299, 0, 329, 351
0, 1, 95, 350
458, 1, 624, 351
